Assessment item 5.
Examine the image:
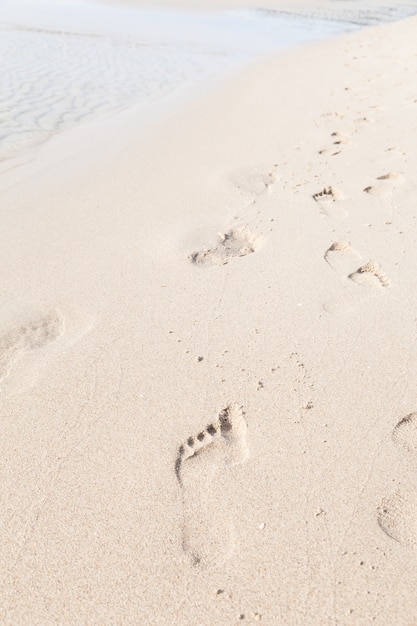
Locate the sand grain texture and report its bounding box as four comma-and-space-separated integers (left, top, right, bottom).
1, 8, 417, 626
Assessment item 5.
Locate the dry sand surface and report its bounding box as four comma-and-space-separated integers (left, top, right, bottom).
2, 6, 417, 626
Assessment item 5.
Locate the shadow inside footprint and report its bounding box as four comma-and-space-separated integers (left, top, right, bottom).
176, 404, 249, 567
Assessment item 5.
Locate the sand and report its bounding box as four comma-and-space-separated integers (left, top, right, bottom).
1, 3, 417, 625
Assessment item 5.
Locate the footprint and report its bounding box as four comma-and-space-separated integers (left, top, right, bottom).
354, 116, 375, 125
0, 311, 64, 383
313, 187, 344, 203
313, 186, 347, 218
176, 404, 249, 567
324, 241, 361, 275
323, 246, 389, 312
378, 413, 417, 548
318, 147, 341, 156
392, 413, 417, 454
377, 489, 417, 548
190, 227, 260, 266
385, 147, 405, 157
348, 261, 390, 289
363, 186, 391, 197
376, 172, 404, 182
331, 131, 351, 145
364, 172, 405, 196
231, 164, 279, 198
318, 131, 352, 156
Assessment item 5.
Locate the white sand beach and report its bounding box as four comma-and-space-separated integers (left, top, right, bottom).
1, 1, 417, 624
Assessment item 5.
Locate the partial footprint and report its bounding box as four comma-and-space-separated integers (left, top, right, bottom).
231, 164, 279, 198
378, 413, 417, 548
331, 131, 351, 145
0, 311, 63, 383
313, 186, 347, 218
318, 131, 352, 156
348, 261, 390, 289
364, 172, 404, 196
377, 173, 404, 182
392, 413, 417, 454
378, 489, 417, 548
313, 186, 344, 203
385, 147, 405, 157
323, 245, 389, 312
318, 147, 341, 157
354, 116, 375, 125
364, 186, 391, 197
190, 227, 260, 266
0, 305, 94, 394
176, 404, 249, 567
324, 241, 361, 275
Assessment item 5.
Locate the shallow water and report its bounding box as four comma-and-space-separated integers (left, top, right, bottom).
0, 0, 416, 168
259, 1, 417, 26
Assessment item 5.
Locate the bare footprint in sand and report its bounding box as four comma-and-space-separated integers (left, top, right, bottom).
364, 172, 405, 197
0, 311, 64, 383
392, 413, 417, 454
348, 261, 390, 289
323, 244, 389, 313
385, 147, 405, 158
378, 413, 417, 548
318, 131, 352, 156
231, 164, 279, 198
378, 489, 417, 548
312, 186, 347, 218
176, 404, 249, 567
0, 306, 94, 394
190, 227, 260, 266
324, 241, 361, 275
